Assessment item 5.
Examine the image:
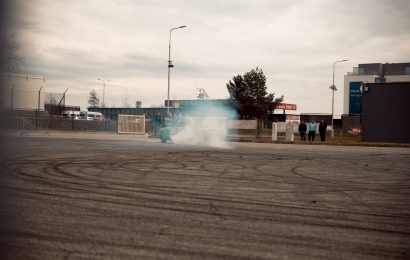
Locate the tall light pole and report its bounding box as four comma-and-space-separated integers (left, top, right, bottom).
167, 25, 187, 116
97, 78, 110, 108
10, 84, 15, 112
36, 86, 43, 130
330, 59, 348, 137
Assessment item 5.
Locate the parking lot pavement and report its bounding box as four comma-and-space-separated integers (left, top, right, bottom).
1, 134, 409, 259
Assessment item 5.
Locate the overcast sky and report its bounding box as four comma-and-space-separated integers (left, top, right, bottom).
5, 0, 410, 114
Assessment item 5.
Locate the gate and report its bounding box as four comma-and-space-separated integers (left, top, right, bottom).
117, 114, 145, 134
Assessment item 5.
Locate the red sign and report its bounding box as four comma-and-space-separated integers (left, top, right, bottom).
276, 103, 297, 110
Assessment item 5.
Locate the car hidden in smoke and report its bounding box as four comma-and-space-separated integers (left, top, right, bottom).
159, 116, 228, 146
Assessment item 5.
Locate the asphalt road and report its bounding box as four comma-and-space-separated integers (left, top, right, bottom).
1, 133, 409, 259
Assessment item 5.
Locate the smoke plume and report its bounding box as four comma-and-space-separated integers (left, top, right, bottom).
171, 103, 237, 148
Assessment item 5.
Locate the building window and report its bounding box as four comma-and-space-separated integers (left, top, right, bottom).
358, 67, 364, 75
405, 67, 410, 75
375, 77, 385, 83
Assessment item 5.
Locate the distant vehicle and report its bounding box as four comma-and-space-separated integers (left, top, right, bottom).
79, 111, 105, 120
62, 110, 80, 119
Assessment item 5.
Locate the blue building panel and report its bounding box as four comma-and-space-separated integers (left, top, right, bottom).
349, 81, 362, 115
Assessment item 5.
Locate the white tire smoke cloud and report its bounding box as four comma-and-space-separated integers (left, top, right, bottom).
170, 104, 237, 148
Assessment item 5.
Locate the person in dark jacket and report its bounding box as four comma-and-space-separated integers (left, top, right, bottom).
318, 120, 328, 142
298, 121, 307, 141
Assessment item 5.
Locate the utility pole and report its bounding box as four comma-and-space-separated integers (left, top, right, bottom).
330, 59, 348, 137
167, 25, 187, 117
10, 84, 15, 112
36, 86, 43, 130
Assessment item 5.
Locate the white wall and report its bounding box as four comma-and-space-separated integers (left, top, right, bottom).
276, 122, 300, 133
385, 75, 410, 82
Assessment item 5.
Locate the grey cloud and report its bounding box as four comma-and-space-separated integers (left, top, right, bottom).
20, 45, 207, 82
319, 1, 410, 40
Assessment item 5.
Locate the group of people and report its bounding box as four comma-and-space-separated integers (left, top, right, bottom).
298, 120, 327, 142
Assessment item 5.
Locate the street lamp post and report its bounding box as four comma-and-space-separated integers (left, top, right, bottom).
167, 25, 186, 117
97, 78, 109, 108
330, 59, 348, 137
10, 84, 15, 112
36, 86, 43, 130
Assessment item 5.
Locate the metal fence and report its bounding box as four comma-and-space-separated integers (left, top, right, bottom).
0, 112, 117, 132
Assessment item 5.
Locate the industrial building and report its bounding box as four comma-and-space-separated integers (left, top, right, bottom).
342, 62, 410, 143
344, 62, 410, 115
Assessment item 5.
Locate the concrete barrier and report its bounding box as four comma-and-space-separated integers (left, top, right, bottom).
272, 123, 278, 141
285, 122, 295, 142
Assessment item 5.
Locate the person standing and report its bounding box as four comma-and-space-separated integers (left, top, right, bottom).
298, 121, 307, 141
308, 120, 317, 142
154, 112, 162, 136
319, 120, 328, 142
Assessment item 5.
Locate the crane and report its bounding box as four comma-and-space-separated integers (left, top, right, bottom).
197, 88, 209, 99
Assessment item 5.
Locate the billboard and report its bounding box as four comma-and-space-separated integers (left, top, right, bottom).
349, 81, 362, 115
276, 103, 297, 110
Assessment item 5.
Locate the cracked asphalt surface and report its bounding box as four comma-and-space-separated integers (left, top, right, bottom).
0, 132, 409, 259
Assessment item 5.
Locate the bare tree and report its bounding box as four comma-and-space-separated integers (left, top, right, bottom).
88, 90, 100, 108
0, 32, 22, 73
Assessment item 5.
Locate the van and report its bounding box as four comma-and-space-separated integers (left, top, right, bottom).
79, 111, 105, 120
62, 110, 80, 119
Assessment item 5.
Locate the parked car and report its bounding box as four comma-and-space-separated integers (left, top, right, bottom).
61, 110, 80, 119
79, 111, 105, 120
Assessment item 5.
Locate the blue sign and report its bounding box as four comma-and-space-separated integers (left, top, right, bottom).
349, 81, 362, 115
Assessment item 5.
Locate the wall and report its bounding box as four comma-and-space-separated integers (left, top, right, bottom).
362, 82, 410, 143
384, 63, 410, 75
385, 75, 410, 82
300, 114, 332, 125
341, 115, 361, 131
358, 63, 383, 75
